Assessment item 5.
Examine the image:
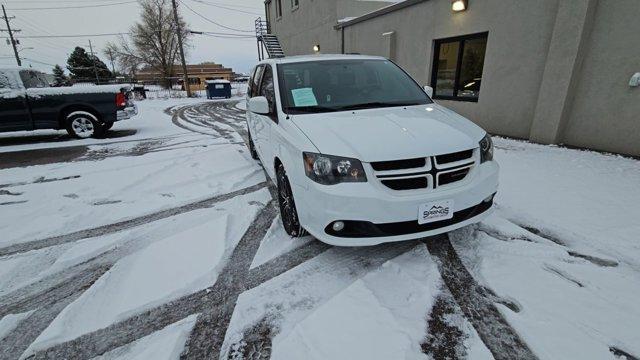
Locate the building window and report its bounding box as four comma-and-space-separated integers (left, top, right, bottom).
291, 0, 299, 10
431, 32, 487, 102
276, 0, 282, 18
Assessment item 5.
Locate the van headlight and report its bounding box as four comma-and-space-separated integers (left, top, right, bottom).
479, 134, 494, 163
303, 152, 367, 185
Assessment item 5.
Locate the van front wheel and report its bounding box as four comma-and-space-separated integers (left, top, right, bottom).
276, 164, 306, 237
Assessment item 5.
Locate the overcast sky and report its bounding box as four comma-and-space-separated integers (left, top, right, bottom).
0, 0, 264, 74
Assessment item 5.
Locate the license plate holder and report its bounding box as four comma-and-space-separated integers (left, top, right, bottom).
418, 199, 454, 224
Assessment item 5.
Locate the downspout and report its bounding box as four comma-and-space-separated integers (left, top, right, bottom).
341, 27, 345, 54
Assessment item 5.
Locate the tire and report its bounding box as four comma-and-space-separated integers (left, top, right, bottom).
276, 164, 306, 237
65, 112, 104, 139
248, 130, 259, 160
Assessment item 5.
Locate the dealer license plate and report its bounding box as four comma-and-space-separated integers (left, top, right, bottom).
418, 200, 454, 224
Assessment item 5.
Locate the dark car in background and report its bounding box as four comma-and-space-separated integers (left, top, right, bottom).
0, 67, 137, 138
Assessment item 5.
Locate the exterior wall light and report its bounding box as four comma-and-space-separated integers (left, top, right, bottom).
452, 0, 467, 12
313, 44, 320, 53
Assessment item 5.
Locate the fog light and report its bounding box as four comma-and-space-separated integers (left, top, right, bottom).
332, 221, 345, 232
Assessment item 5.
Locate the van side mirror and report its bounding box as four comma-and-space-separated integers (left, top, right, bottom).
248, 96, 270, 114
424, 85, 434, 98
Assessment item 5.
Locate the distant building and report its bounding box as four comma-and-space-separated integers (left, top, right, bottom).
136, 63, 236, 91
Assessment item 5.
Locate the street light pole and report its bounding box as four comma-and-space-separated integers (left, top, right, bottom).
171, 0, 191, 97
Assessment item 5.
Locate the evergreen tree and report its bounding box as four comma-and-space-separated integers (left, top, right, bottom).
52, 64, 69, 87
66, 46, 114, 83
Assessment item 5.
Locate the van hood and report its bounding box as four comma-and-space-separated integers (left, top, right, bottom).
290, 104, 486, 162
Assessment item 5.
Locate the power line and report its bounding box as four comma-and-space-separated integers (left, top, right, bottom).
177, 0, 254, 33
189, 0, 261, 10
17, 29, 255, 39
190, 0, 262, 16
21, 57, 56, 66
18, 32, 131, 38
2, 0, 130, 3
7, 1, 138, 11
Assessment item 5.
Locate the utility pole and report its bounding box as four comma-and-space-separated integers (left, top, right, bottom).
171, 0, 191, 97
1, 5, 21, 66
87, 39, 100, 84
106, 48, 116, 74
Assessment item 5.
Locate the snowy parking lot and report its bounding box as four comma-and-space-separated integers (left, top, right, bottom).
1, 93, 639, 360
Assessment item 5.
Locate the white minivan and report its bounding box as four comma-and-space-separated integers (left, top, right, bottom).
246, 54, 498, 246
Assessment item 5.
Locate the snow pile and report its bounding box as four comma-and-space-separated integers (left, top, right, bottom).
0, 311, 35, 341
26, 84, 130, 98
492, 137, 640, 267
94, 314, 199, 360
446, 137, 640, 359
250, 216, 314, 269
205, 79, 230, 84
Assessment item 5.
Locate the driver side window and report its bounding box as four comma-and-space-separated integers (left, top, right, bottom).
259, 65, 276, 115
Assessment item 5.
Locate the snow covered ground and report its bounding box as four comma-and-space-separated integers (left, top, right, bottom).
1, 95, 639, 360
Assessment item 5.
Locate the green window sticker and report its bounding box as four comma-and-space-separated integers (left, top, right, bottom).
291, 87, 318, 106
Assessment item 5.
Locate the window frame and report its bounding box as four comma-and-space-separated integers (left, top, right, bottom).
275, 0, 282, 19
249, 64, 265, 98
430, 31, 488, 103
19, 70, 48, 89
258, 64, 278, 122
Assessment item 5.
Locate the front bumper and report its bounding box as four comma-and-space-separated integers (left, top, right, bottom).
116, 103, 138, 121
292, 161, 499, 246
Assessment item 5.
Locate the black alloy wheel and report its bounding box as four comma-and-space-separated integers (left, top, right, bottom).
276, 164, 306, 237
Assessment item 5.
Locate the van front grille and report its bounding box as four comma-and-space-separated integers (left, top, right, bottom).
438, 167, 471, 186
372, 149, 476, 191
435, 149, 473, 164
370, 157, 426, 171
381, 177, 428, 190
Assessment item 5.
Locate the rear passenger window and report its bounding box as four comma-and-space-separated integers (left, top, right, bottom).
0, 72, 9, 90
250, 66, 264, 98
19, 71, 47, 89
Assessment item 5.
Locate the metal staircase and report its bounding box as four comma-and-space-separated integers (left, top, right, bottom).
255, 18, 285, 60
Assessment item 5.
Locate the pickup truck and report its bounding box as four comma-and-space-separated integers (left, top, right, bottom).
0, 67, 137, 138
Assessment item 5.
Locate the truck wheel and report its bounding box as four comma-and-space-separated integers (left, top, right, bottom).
65, 112, 104, 139
276, 164, 306, 237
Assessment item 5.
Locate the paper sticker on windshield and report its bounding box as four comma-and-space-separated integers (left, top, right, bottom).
291, 87, 318, 107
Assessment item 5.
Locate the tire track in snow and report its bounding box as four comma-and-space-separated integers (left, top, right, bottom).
0, 267, 107, 360
0, 182, 266, 257
23, 204, 334, 359
424, 235, 537, 360
179, 201, 279, 359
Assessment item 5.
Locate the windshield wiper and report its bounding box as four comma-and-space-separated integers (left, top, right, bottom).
334, 102, 422, 111
286, 106, 335, 114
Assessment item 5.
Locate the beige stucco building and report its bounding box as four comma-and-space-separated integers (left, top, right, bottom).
264, 0, 640, 157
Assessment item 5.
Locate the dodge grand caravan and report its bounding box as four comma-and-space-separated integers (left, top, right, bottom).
245, 55, 498, 246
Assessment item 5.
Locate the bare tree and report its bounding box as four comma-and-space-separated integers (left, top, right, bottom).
106, 0, 190, 88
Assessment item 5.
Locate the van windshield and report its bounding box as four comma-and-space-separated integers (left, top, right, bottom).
277, 59, 432, 114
